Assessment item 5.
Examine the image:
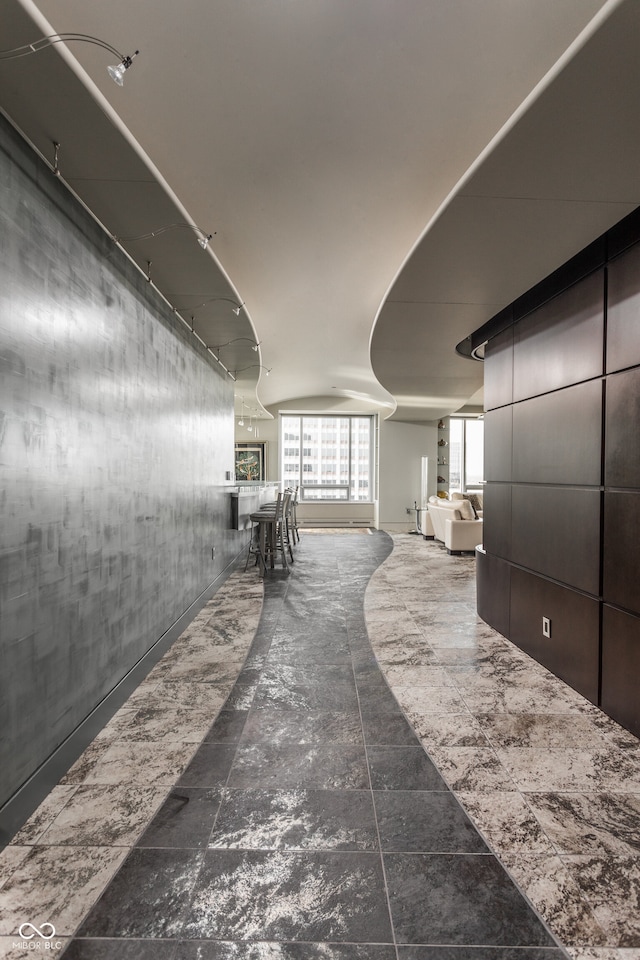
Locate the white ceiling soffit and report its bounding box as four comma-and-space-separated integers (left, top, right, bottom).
373, 0, 640, 421
3, 0, 634, 421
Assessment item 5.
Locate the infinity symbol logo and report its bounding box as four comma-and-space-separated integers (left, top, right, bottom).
18, 922, 56, 939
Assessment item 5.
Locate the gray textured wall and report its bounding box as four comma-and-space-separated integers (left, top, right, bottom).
0, 117, 243, 808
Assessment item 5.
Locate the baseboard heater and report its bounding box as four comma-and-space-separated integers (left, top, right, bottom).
299, 519, 374, 527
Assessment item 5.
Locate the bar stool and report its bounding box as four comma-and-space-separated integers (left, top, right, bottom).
288, 485, 300, 544
264, 487, 299, 549
245, 492, 292, 575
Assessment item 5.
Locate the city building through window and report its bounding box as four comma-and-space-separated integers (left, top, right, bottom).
280, 415, 374, 501
448, 417, 484, 493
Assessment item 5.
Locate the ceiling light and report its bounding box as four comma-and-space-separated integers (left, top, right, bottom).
0, 34, 139, 85
107, 52, 138, 86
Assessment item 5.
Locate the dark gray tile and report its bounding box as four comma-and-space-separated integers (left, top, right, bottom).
384, 853, 555, 947
175, 944, 396, 959
267, 633, 353, 665
204, 709, 250, 743
283, 579, 348, 602
241, 706, 364, 745
224, 685, 258, 711
367, 745, 447, 790
177, 744, 237, 788
374, 790, 488, 853
276, 602, 347, 629
137, 788, 223, 848
209, 788, 378, 850
234, 666, 263, 685
357, 687, 408, 719
360, 711, 421, 746
355, 672, 395, 696
76, 848, 204, 938
63, 941, 178, 959
259, 665, 356, 687
183, 849, 393, 943
228, 743, 369, 789
352, 658, 387, 679
252, 681, 359, 713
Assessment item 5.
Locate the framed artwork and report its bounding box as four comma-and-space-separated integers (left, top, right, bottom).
235, 442, 266, 481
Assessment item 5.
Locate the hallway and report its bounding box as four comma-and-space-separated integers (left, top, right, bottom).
0, 532, 638, 958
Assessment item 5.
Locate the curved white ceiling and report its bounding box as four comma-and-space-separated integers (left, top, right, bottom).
3, 0, 638, 421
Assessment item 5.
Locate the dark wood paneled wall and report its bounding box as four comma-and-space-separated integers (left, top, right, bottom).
477, 207, 640, 737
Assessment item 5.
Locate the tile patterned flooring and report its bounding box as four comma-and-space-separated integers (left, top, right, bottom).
0, 532, 639, 959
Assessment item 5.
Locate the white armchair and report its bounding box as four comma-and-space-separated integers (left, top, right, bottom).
427, 496, 483, 554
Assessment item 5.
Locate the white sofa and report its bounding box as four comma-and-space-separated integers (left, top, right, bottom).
426, 494, 483, 554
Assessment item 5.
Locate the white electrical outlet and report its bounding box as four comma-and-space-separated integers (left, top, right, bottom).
542, 616, 551, 639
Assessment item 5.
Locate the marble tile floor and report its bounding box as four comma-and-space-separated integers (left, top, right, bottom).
366, 536, 640, 960
0, 533, 638, 959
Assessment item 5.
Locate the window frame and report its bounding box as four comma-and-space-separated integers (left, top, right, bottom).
449, 416, 484, 493
280, 414, 375, 503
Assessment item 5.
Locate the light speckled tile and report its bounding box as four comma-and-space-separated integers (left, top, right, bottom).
82, 740, 196, 786
501, 852, 609, 948
424, 623, 504, 648
382, 665, 454, 688
370, 634, 438, 665
392, 683, 470, 716
148, 649, 224, 680
365, 620, 423, 650
10, 787, 77, 844
457, 790, 557, 855
363, 600, 410, 621
37, 784, 168, 846
117, 703, 217, 743
0, 845, 127, 936
458, 681, 595, 716
427, 745, 517, 793
143, 680, 228, 712
58, 740, 114, 785
496, 749, 640, 793
93, 707, 140, 743
566, 949, 640, 959
0, 848, 31, 891
478, 714, 608, 750
410, 601, 479, 627
563, 856, 640, 946
403, 711, 489, 748
525, 793, 640, 857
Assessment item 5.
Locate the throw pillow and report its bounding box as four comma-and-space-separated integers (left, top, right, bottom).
466, 493, 482, 517
457, 498, 476, 521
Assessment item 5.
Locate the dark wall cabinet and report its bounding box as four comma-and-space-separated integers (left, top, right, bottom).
477, 210, 640, 736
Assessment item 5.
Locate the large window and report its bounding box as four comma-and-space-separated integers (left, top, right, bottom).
280, 415, 374, 501
449, 417, 484, 493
